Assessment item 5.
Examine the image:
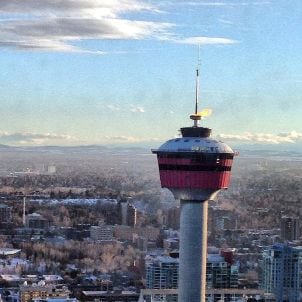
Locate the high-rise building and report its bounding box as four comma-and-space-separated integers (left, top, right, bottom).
118, 200, 139, 227
145, 250, 239, 300
119, 200, 128, 225
146, 255, 178, 302
209, 206, 236, 232
206, 253, 239, 289
281, 216, 300, 242
140, 288, 276, 302
127, 203, 138, 227
152, 66, 235, 301
261, 244, 302, 302
0, 204, 12, 223
165, 206, 180, 230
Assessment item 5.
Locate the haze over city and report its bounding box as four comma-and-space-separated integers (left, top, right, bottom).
0, 0, 301, 150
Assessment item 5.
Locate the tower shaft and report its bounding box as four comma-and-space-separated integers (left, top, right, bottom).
179, 200, 208, 302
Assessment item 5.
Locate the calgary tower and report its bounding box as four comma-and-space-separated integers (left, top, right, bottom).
152, 64, 235, 302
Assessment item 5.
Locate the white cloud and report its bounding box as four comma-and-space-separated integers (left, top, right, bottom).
106, 104, 146, 113
0, 132, 77, 145
172, 1, 271, 7
103, 135, 160, 143
217, 131, 302, 145
0, 39, 107, 54
0, 0, 172, 53
186, 2, 232, 6
176, 36, 238, 45
0, 0, 157, 18
106, 104, 121, 111
0, 0, 239, 53
130, 106, 145, 113
218, 18, 234, 25
104, 135, 140, 142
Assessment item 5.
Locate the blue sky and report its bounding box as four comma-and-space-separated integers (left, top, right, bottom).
0, 0, 301, 148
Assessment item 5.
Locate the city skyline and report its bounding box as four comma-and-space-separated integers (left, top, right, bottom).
0, 0, 301, 149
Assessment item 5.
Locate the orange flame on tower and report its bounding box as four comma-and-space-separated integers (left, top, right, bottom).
198, 108, 212, 118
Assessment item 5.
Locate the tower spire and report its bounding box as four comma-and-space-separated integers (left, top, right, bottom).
191, 45, 201, 127
195, 67, 199, 113
195, 45, 201, 114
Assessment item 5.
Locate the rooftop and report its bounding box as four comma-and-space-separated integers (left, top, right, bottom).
207, 254, 224, 263
0, 248, 21, 256
0, 204, 10, 208
82, 290, 138, 296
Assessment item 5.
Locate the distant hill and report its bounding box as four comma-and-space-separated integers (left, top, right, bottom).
0, 144, 148, 156
0, 144, 10, 148
237, 148, 302, 156
0, 143, 301, 158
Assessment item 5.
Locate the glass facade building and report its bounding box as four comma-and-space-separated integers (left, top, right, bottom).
261, 244, 302, 302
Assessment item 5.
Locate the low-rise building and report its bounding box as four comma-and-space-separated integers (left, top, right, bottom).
80, 290, 139, 302
90, 225, 114, 241
26, 213, 49, 230
20, 283, 70, 302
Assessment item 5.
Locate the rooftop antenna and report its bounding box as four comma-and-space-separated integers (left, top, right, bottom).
191, 45, 202, 127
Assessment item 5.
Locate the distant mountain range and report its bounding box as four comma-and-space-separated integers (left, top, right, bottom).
0, 144, 10, 148
0, 143, 301, 158
0, 144, 149, 154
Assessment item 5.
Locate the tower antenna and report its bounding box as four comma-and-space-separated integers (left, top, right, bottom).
191, 45, 202, 127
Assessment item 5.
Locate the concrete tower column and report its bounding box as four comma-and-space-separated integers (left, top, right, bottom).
178, 200, 208, 302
